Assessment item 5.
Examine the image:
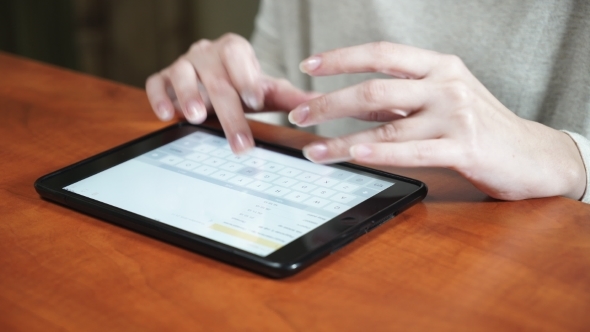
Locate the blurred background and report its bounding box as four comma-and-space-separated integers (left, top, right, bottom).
0, 0, 260, 87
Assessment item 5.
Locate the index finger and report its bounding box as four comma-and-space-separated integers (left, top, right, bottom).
299, 42, 442, 79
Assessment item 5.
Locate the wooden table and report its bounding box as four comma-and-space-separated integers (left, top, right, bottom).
1, 52, 589, 332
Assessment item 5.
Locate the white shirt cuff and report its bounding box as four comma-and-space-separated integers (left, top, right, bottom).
562, 131, 590, 204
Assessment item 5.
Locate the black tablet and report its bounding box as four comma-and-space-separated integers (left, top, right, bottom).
35, 122, 427, 278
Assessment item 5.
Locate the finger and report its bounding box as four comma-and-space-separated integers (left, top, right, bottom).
352, 109, 410, 122
145, 73, 175, 121
194, 60, 254, 154
299, 42, 441, 79
302, 116, 442, 164
289, 79, 428, 127
167, 58, 207, 124
218, 34, 265, 111
262, 77, 321, 111
350, 139, 461, 168
165, 84, 183, 112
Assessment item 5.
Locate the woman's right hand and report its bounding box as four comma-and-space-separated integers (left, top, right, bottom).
146, 33, 317, 154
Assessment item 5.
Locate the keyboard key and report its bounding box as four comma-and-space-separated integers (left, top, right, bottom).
332, 182, 359, 193
188, 132, 208, 141
243, 158, 266, 168
264, 186, 291, 197
174, 160, 199, 171
314, 177, 339, 187
226, 154, 250, 163
254, 172, 280, 182
210, 148, 233, 158
295, 172, 321, 183
291, 182, 317, 193
145, 151, 168, 160
202, 157, 226, 167
367, 179, 394, 190
328, 169, 354, 180
220, 162, 244, 172
162, 145, 191, 156
278, 167, 302, 177
210, 170, 236, 181
259, 162, 284, 172
174, 139, 200, 149
273, 177, 298, 188
284, 191, 310, 203
246, 181, 272, 191
238, 167, 259, 177
192, 164, 217, 175
204, 137, 226, 146
323, 203, 351, 213
302, 197, 329, 208
159, 155, 184, 165
194, 144, 217, 153
185, 152, 209, 162
330, 193, 356, 204
353, 187, 379, 197
310, 187, 337, 198
347, 175, 373, 186
228, 175, 254, 186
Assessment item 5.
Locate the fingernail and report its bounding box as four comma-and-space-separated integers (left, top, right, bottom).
350, 145, 372, 159
288, 105, 310, 126
299, 56, 321, 73
242, 91, 262, 111
185, 101, 205, 123
303, 143, 352, 164
232, 133, 253, 154
156, 102, 173, 121
391, 109, 409, 117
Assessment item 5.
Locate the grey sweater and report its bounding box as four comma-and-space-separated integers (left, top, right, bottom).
250, 0, 590, 203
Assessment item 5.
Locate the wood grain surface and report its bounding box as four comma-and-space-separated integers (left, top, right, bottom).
1, 52, 589, 332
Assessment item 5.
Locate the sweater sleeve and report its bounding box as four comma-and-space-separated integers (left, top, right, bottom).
247, 0, 290, 125
250, 0, 287, 79
563, 131, 590, 203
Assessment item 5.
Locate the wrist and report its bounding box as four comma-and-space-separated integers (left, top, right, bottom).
561, 131, 590, 202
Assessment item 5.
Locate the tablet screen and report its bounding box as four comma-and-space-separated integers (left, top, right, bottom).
63, 131, 395, 256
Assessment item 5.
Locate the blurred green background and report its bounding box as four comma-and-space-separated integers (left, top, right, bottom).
0, 0, 260, 87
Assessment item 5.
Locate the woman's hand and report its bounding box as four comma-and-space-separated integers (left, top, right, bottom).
146, 33, 317, 154
288, 42, 586, 201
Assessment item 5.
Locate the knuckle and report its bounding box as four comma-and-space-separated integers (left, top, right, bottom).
168, 58, 191, 78
444, 80, 472, 106
220, 43, 241, 62
371, 41, 395, 57
371, 42, 395, 70
220, 32, 244, 44
365, 111, 386, 122
439, 54, 467, 76
188, 39, 211, 55
219, 34, 251, 62
325, 138, 352, 156
452, 107, 476, 128
360, 79, 387, 105
312, 94, 331, 117
330, 48, 347, 73
413, 142, 435, 164
376, 123, 400, 142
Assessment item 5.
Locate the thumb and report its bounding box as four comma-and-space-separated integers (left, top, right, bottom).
262, 77, 322, 111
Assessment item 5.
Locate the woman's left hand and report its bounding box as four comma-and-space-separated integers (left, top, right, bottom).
288, 42, 586, 201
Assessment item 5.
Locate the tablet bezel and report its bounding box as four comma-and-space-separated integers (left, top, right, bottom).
35, 122, 427, 278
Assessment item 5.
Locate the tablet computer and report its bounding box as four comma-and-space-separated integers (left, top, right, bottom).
35, 122, 427, 278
